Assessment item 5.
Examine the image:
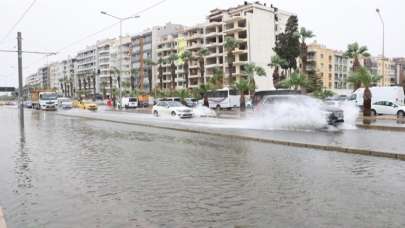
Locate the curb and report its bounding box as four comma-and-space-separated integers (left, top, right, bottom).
57, 112, 405, 162
0, 207, 7, 228
356, 124, 405, 132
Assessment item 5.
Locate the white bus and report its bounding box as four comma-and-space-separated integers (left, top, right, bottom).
206, 88, 240, 109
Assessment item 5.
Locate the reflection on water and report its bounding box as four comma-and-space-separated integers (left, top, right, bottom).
1, 108, 405, 227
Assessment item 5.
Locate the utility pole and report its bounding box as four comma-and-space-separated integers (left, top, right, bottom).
17, 32, 24, 130
376, 9, 385, 85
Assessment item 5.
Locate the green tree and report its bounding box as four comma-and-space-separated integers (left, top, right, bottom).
224, 37, 240, 84
144, 58, 156, 95
175, 89, 190, 104
198, 84, 211, 107
242, 63, 266, 92
168, 53, 178, 91
208, 67, 224, 89
270, 55, 288, 89
180, 50, 193, 89
274, 15, 300, 73
157, 58, 165, 90
197, 48, 209, 85
233, 79, 254, 112
299, 27, 315, 74
344, 42, 371, 90
348, 67, 381, 116
100, 81, 107, 98
280, 72, 309, 91
130, 68, 138, 92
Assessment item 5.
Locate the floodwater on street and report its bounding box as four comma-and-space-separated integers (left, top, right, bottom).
1, 107, 405, 227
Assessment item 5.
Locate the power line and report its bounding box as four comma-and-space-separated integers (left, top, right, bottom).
0, 0, 38, 45
24, 0, 168, 71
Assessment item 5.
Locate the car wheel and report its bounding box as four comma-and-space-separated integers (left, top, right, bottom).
153, 110, 159, 117
397, 110, 405, 118
171, 111, 176, 117
371, 109, 377, 116
216, 105, 221, 110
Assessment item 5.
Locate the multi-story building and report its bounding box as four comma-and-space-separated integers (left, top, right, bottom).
393, 58, 405, 86
48, 62, 63, 91
364, 57, 396, 86
109, 36, 132, 92
60, 57, 76, 97
37, 66, 50, 89
75, 45, 98, 97
25, 73, 41, 88
306, 42, 353, 90
97, 38, 115, 97
131, 23, 184, 92
156, 1, 293, 91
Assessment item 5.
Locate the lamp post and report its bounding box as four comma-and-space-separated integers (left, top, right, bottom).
376, 8, 385, 84
101, 11, 139, 107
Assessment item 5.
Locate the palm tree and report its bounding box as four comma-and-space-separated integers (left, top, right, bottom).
199, 84, 211, 107
208, 67, 224, 89
168, 53, 178, 91
144, 58, 156, 94
299, 27, 315, 74
348, 67, 381, 116
233, 79, 254, 112
157, 58, 165, 90
100, 81, 107, 98
175, 89, 190, 105
280, 72, 309, 91
224, 37, 240, 85
197, 48, 209, 85
59, 78, 64, 96
130, 68, 138, 92
270, 55, 288, 89
242, 63, 266, 92
344, 42, 371, 90
180, 50, 193, 89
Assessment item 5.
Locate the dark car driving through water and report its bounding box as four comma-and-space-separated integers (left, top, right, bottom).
255, 94, 344, 126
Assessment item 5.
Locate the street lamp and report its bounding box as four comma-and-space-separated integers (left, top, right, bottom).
100, 11, 139, 107
376, 8, 385, 84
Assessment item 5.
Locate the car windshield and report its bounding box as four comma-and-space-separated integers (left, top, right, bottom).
129, 98, 137, 102
40, 94, 57, 100
167, 101, 183, 107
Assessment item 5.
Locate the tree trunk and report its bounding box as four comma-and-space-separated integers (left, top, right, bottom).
363, 86, 372, 116
148, 68, 153, 94
300, 42, 308, 75
227, 52, 233, 85
171, 62, 176, 91
199, 59, 205, 85
203, 94, 209, 107
240, 91, 246, 112
184, 61, 189, 89
159, 64, 163, 90
272, 66, 280, 89
109, 76, 113, 99
353, 57, 362, 91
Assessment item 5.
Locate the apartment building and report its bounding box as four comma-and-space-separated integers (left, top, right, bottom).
109, 36, 132, 92
37, 66, 50, 89
25, 73, 41, 88
96, 38, 115, 97
363, 57, 396, 86
60, 57, 76, 97
393, 58, 405, 85
75, 45, 98, 96
156, 1, 293, 91
48, 62, 63, 91
306, 42, 352, 90
131, 23, 183, 92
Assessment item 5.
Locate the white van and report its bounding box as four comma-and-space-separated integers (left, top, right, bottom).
120, 97, 138, 109
352, 86, 405, 106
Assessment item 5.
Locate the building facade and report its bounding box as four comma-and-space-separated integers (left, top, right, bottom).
75, 45, 98, 97
306, 42, 353, 90
363, 57, 397, 87
156, 2, 293, 91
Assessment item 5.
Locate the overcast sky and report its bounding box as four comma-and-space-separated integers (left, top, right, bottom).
0, 0, 403, 86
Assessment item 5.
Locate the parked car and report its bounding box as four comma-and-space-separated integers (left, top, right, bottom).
152, 101, 193, 118
73, 100, 97, 111
257, 94, 344, 125
119, 97, 138, 109
57, 97, 73, 109
184, 98, 198, 107
23, 100, 33, 108
371, 101, 405, 118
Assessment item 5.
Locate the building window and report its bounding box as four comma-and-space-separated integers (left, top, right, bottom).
320, 54, 324, 58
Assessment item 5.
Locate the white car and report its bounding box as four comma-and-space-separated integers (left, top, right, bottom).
371, 101, 405, 117
57, 97, 73, 109
152, 101, 193, 118
120, 97, 138, 109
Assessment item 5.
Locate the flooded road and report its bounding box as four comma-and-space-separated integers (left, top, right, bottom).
1, 107, 405, 227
